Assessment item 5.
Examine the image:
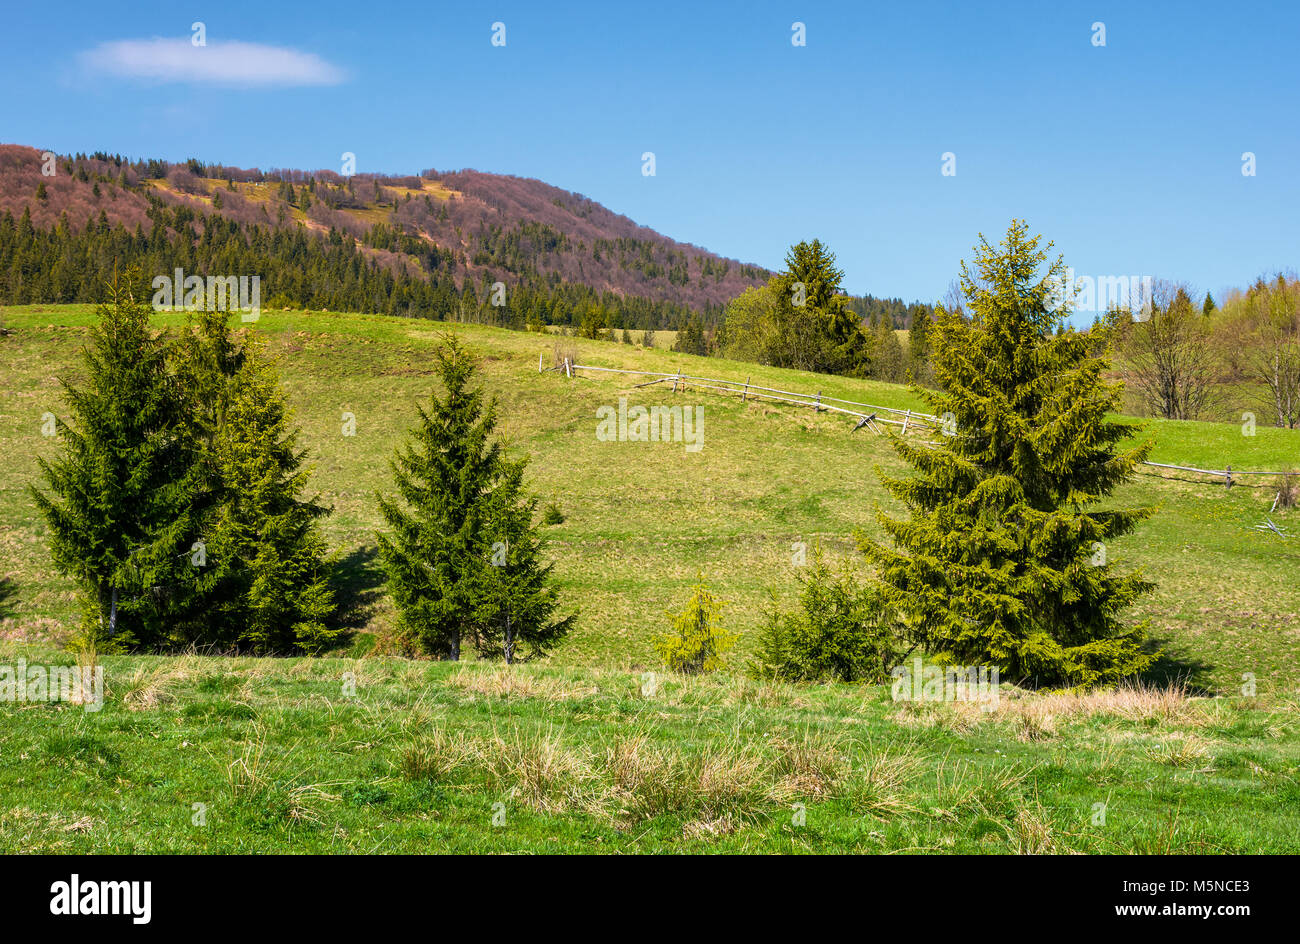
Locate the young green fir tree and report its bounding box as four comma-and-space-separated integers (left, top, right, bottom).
655, 578, 735, 674
31, 270, 197, 649
754, 546, 898, 684
860, 221, 1158, 688
173, 312, 338, 653
377, 335, 573, 660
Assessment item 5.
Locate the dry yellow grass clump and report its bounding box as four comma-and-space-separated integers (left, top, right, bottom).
443, 665, 598, 701
888, 682, 1211, 737
398, 722, 926, 832
226, 725, 342, 825
119, 657, 200, 710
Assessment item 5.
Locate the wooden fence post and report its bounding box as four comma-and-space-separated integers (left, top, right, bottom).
565, 357, 572, 379
902, 409, 911, 435
1225, 465, 1232, 489
539, 352, 544, 373
815, 391, 822, 413
742, 376, 750, 402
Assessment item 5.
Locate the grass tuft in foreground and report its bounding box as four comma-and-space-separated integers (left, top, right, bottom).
2, 649, 1295, 853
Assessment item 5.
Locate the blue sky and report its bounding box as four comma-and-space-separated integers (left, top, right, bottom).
2, 0, 1297, 316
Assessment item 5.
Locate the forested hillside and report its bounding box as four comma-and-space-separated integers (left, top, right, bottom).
0, 145, 930, 333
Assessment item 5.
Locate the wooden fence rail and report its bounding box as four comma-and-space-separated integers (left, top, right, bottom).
557, 361, 920, 430
549, 357, 1294, 484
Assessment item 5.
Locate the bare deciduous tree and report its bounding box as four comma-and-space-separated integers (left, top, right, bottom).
1118, 280, 1218, 420
939, 278, 967, 317
1223, 275, 1300, 428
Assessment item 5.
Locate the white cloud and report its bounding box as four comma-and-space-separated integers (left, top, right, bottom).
80, 38, 347, 87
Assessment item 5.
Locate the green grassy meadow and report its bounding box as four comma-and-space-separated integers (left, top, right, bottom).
0, 647, 1296, 853
1, 303, 1298, 853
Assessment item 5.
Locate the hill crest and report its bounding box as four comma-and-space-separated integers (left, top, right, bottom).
0, 144, 770, 312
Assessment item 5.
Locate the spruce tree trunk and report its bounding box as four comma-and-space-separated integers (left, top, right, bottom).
504, 613, 514, 665
449, 629, 460, 661
108, 586, 118, 638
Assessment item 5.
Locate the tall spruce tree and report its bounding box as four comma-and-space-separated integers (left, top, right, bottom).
31, 271, 198, 648
34, 287, 337, 653
377, 335, 573, 660
172, 312, 338, 652
766, 240, 872, 376
861, 221, 1158, 687
475, 465, 575, 663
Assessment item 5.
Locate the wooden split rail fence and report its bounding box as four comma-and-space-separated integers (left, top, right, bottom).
544, 355, 1295, 489
545, 356, 919, 436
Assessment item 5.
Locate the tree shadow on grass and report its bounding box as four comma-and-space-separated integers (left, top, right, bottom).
0, 576, 17, 620
332, 544, 385, 634
1137, 637, 1217, 695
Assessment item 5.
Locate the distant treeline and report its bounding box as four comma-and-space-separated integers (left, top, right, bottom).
0, 200, 713, 332
1098, 278, 1300, 428
0, 198, 934, 345
846, 295, 935, 332
667, 240, 938, 385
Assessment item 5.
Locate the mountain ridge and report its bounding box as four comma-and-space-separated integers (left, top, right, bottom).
0, 144, 771, 313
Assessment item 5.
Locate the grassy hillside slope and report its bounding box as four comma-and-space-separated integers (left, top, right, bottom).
3, 304, 1299, 854
2, 304, 1298, 697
